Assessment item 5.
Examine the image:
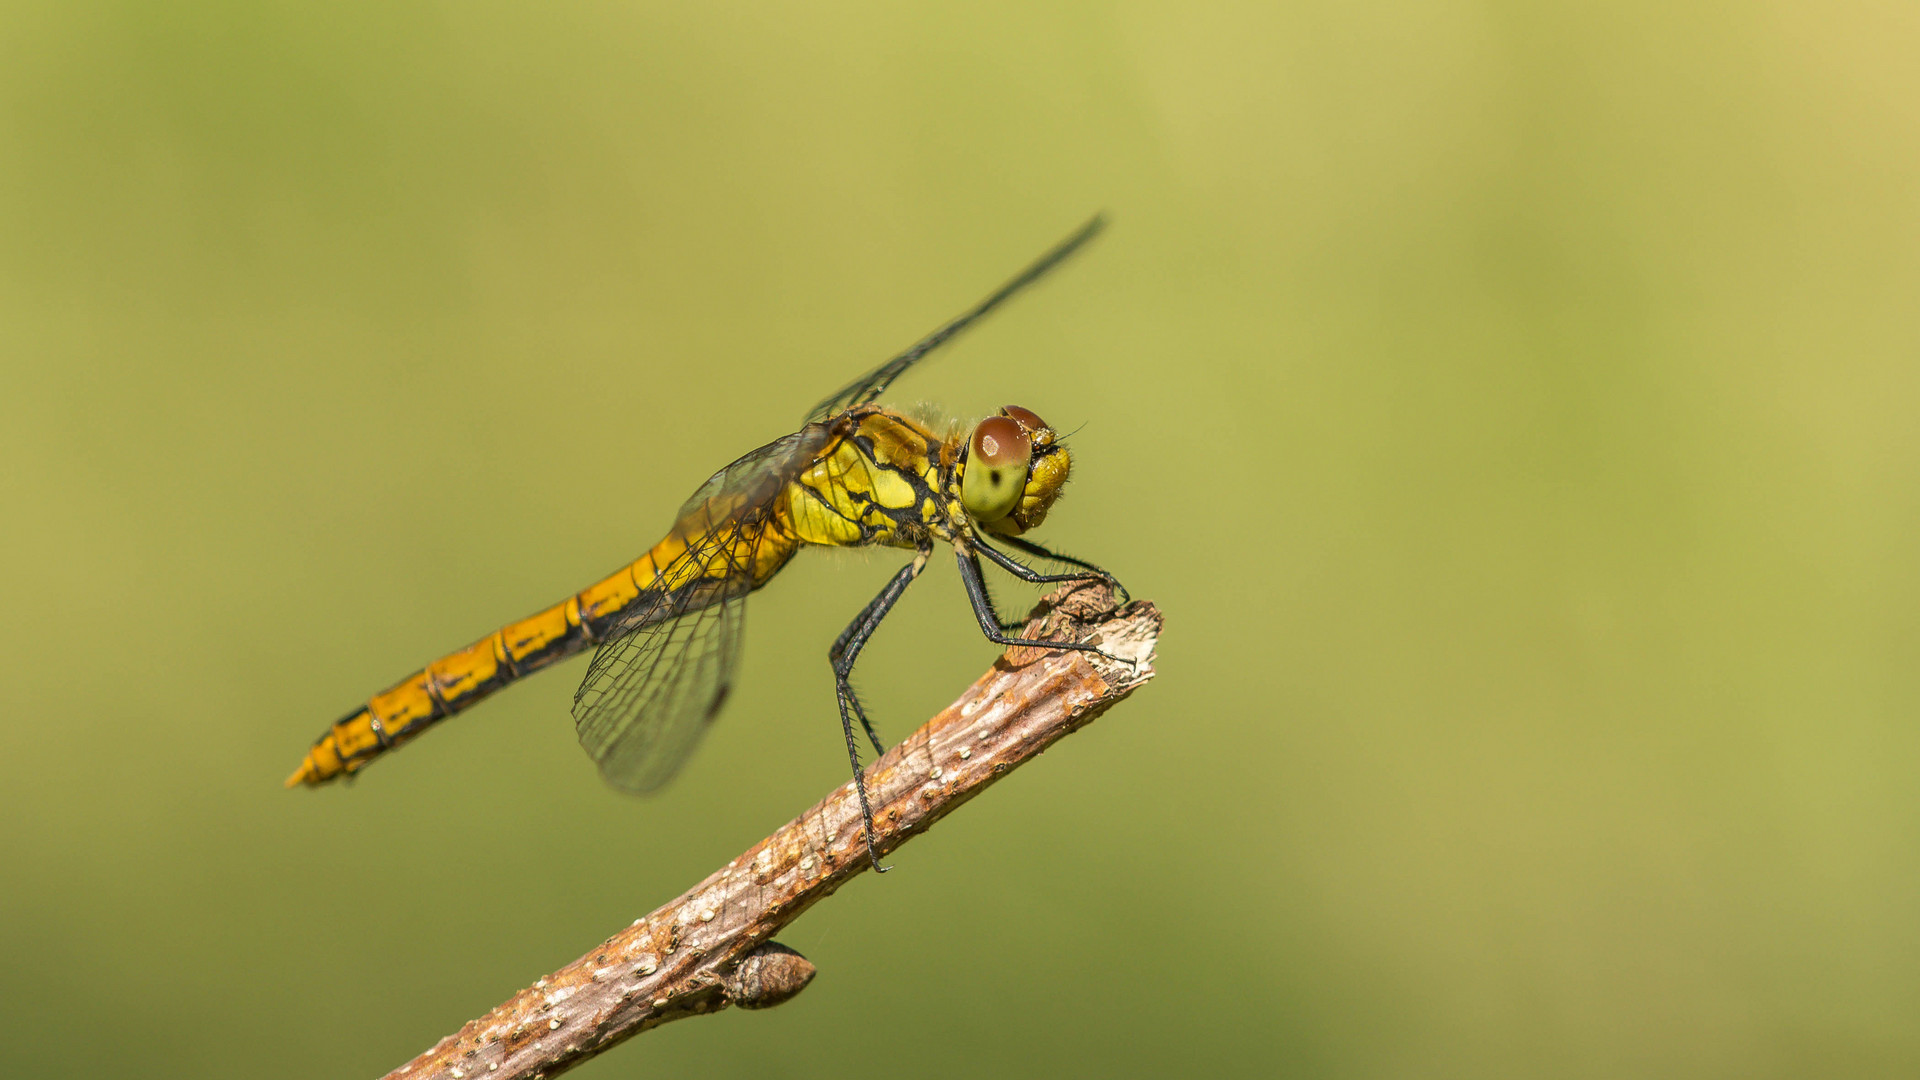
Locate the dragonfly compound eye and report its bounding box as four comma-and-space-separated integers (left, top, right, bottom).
963, 415, 1033, 523
998, 405, 1049, 433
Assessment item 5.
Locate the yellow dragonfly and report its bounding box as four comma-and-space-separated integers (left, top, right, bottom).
286, 217, 1124, 868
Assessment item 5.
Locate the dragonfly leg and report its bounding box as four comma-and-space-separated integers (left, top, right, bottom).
975, 535, 1129, 603
957, 549, 1133, 664
972, 538, 1117, 631
830, 559, 931, 755
829, 547, 930, 872
969, 554, 1028, 633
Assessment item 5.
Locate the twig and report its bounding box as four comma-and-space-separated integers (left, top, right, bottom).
383, 582, 1162, 1080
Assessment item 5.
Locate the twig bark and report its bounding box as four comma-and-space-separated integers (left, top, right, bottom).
383, 582, 1161, 1080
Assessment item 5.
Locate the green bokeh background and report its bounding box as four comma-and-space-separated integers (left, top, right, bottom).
3, 3, 1916, 1077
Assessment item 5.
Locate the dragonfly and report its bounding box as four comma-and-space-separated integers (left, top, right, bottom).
286, 216, 1125, 869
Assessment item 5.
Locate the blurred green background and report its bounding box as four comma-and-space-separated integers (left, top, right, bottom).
3, 2, 1916, 1077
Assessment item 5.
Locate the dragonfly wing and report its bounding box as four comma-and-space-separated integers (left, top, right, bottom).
572, 429, 826, 794
805, 215, 1107, 423
672, 428, 827, 526
573, 573, 749, 794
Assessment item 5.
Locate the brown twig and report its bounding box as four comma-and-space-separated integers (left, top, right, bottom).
383, 582, 1161, 1080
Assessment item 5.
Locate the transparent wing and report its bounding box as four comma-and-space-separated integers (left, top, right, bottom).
571, 428, 827, 794
805, 215, 1107, 423
573, 573, 749, 794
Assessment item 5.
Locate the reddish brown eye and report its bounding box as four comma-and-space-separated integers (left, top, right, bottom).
999, 405, 1049, 433
971, 415, 1030, 467
964, 415, 1034, 522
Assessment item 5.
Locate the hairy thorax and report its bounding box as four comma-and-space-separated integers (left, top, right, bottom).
780, 408, 962, 551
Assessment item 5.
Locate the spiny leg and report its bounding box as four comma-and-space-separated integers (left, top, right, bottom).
957, 548, 1129, 663
828, 547, 929, 872
972, 537, 1128, 630
989, 534, 1129, 602
829, 585, 903, 758
970, 556, 1028, 634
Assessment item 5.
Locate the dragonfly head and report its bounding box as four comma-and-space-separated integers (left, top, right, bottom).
961, 406, 1070, 536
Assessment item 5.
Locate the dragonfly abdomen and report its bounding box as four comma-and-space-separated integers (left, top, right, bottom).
285, 531, 743, 787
